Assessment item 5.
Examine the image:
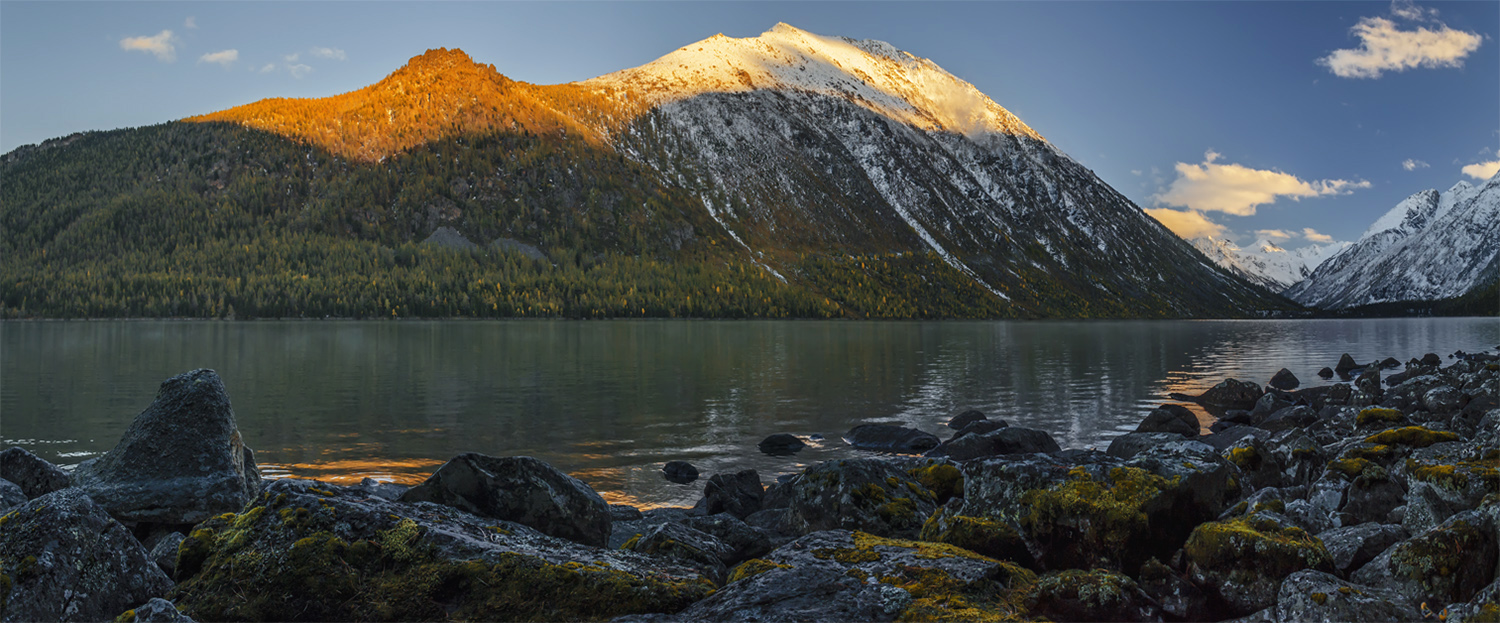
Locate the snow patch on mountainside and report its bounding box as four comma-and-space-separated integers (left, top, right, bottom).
585, 23, 1043, 141
1287, 172, 1500, 308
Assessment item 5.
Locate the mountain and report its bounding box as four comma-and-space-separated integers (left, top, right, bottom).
1285, 173, 1500, 309
1190, 236, 1351, 293
0, 24, 1288, 319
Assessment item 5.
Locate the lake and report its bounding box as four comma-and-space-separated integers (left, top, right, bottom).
2, 318, 1496, 508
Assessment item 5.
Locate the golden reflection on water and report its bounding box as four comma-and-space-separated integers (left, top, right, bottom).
258, 458, 445, 485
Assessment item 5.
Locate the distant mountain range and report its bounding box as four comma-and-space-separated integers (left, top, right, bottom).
1182, 172, 1499, 313
1189, 237, 1350, 293
0, 24, 1286, 319
1287, 174, 1500, 310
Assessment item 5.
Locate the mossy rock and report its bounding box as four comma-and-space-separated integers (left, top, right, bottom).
673, 530, 1036, 622
1363, 426, 1461, 448
918, 507, 1035, 569
782, 459, 939, 539
170, 479, 713, 621
1354, 510, 1499, 608
1017, 465, 1172, 571
1184, 512, 1334, 617
906, 462, 964, 505
1025, 569, 1160, 622
1356, 407, 1406, 428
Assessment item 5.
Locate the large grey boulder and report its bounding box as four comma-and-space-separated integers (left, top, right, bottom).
1106, 432, 1187, 459
0, 447, 70, 499
70, 369, 261, 525
1353, 509, 1498, 608
779, 459, 938, 539
622, 521, 732, 584
1316, 523, 1407, 576
1197, 378, 1265, 410
1271, 570, 1418, 623
0, 488, 172, 622
670, 530, 1033, 622
400, 453, 611, 547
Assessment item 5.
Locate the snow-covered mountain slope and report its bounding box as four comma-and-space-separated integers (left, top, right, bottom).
585, 23, 1042, 141
1191, 237, 1351, 293
583, 24, 1280, 316
1286, 173, 1500, 308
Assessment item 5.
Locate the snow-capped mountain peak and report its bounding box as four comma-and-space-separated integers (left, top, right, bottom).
584, 23, 1044, 141
1191, 236, 1351, 293
1287, 174, 1500, 308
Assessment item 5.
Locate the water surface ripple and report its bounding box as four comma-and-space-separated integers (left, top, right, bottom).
3, 318, 1496, 507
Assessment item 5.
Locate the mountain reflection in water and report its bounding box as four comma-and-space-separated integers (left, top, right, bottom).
3, 318, 1495, 508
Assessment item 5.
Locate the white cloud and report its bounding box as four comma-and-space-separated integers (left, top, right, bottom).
1462, 160, 1500, 180
120, 30, 177, 62
1130, 169, 1143, 176
283, 53, 301, 62
257, 63, 277, 74
1389, 0, 1439, 22
310, 47, 346, 61
198, 49, 238, 67
287, 63, 313, 79
1318, 15, 1482, 79
184, 16, 197, 29
1256, 229, 1295, 240
1145, 208, 1228, 240
1302, 228, 1334, 243
1154, 151, 1371, 216
1402, 158, 1430, 171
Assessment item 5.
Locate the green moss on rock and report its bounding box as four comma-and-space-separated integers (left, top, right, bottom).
918, 510, 1033, 568
1185, 514, 1333, 579
1019, 466, 1170, 570
907, 464, 964, 504
1356, 408, 1405, 427
726, 559, 791, 584
1363, 427, 1461, 448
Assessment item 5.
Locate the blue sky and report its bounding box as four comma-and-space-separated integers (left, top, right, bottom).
2, 1, 1495, 248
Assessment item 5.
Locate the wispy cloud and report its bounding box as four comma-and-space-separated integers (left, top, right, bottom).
287, 63, 314, 79
1318, 1, 1482, 79
1154, 150, 1370, 216
1255, 229, 1295, 240
184, 16, 197, 29
283, 53, 301, 63
1145, 208, 1228, 240
310, 47, 347, 61
1462, 160, 1500, 180
257, 63, 277, 74
120, 30, 177, 62
1302, 228, 1334, 243
198, 49, 238, 67
1402, 158, 1430, 171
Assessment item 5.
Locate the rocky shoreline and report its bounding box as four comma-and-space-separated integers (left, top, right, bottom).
2, 350, 1498, 622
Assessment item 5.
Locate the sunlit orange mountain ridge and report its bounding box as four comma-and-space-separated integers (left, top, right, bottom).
187, 48, 625, 162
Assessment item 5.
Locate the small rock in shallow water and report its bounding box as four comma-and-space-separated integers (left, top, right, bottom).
924, 426, 1060, 460
948, 418, 1007, 440
844, 424, 940, 454
662, 460, 700, 484
1269, 368, 1300, 390
696, 469, 765, 520
946, 409, 988, 430
400, 453, 612, 547
756, 433, 806, 455
1318, 367, 1335, 378
1336, 353, 1360, 374
1135, 404, 1199, 436
1197, 378, 1265, 410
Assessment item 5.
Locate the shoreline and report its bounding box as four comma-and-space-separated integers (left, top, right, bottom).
2, 347, 1498, 621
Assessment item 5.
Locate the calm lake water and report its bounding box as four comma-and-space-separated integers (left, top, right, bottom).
2, 318, 1497, 508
